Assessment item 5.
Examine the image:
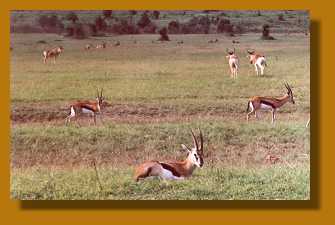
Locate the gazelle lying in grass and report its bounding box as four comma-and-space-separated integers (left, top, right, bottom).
43, 46, 63, 64
246, 82, 295, 123
96, 42, 107, 49
226, 48, 239, 79
247, 49, 267, 76
65, 89, 105, 125
134, 129, 204, 181
85, 44, 93, 50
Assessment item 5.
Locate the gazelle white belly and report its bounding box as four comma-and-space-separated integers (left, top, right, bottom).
160, 168, 184, 180
82, 108, 94, 115
260, 103, 273, 110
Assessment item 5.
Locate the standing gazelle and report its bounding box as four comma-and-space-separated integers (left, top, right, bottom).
226, 48, 239, 79
65, 89, 105, 125
134, 129, 204, 181
247, 49, 267, 76
246, 82, 295, 123
43, 46, 63, 64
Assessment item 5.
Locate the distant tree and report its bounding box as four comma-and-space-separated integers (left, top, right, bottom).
37, 15, 64, 33
66, 12, 79, 23
158, 27, 170, 41
168, 20, 180, 34
261, 24, 275, 40
103, 10, 113, 19
137, 12, 151, 28
95, 16, 107, 31
152, 10, 160, 19
217, 18, 233, 34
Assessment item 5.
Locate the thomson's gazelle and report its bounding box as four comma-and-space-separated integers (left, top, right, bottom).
65, 89, 105, 125
226, 48, 239, 79
134, 129, 204, 181
246, 82, 295, 123
43, 46, 63, 64
247, 49, 267, 76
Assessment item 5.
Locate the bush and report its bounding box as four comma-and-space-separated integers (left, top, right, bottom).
37, 15, 64, 33
168, 20, 180, 34
95, 16, 107, 31
142, 22, 157, 33
137, 12, 151, 28
217, 18, 233, 34
110, 19, 139, 34
261, 24, 275, 40
158, 27, 170, 41
65, 23, 90, 39
65, 12, 79, 23
152, 10, 160, 19
179, 16, 212, 34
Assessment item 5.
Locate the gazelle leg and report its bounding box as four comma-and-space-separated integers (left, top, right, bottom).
93, 114, 97, 125
247, 110, 254, 122
65, 107, 75, 125
255, 110, 258, 118
255, 64, 258, 76
271, 109, 276, 123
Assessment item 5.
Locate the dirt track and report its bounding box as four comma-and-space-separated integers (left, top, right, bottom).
11, 103, 306, 125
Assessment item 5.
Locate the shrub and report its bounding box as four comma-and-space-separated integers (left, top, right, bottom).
142, 22, 157, 33
217, 18, 233, 34
137, 12, 151, 28
168, 20, 180, 34
65, 23, 90, 39
152, 10, 160, 19
95, 16, 107, 31
37, 15, 64, 33
110, 19, 139, 34
261, 24, 275, 40
65, 12, 79, 23
158, 27, 170, 41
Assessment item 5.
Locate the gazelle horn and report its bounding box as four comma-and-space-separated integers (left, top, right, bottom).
190, 129, 199, 150
198, 128, 203, 153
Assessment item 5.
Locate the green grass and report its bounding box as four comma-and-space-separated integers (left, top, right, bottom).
10, 31, 310, 200
11, 165, 309, 200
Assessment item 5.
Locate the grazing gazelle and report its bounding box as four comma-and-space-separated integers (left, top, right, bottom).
65, 89, 105, 125
246, 82, 295, 123
43, 46, 63, 64
134, 129, 204, 181
85, 44, 93, 50
226, 48, 239, 79
96, 42, 106, 49
247, 49, 267, 76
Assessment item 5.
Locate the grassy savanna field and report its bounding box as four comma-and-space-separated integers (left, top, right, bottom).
10, 31, 310, 199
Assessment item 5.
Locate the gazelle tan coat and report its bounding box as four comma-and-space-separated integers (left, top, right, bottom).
134, 130, 204, 181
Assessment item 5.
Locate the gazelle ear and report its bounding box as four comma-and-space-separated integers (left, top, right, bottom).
181, 144, 192, 153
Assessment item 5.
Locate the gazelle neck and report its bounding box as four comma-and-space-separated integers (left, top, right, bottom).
183, 158, 197, 173
276, 94, 290, 107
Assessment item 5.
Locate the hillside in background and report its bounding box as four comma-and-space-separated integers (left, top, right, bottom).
10, 10, 309, 38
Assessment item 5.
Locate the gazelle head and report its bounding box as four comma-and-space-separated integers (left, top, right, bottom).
284, 82, 295, 104
181, 129, 204, 168
226, 48, 235, 56
247, 49, 255, 55
57, 46, 64, 53
96, 88, 105, 106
